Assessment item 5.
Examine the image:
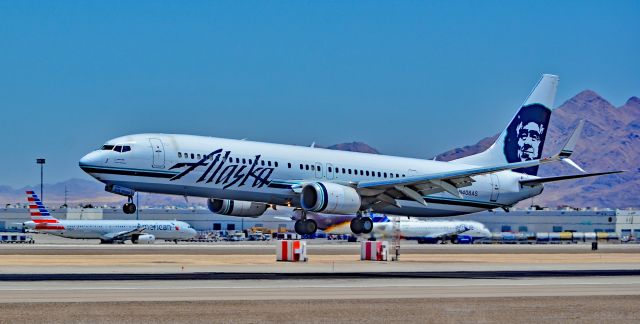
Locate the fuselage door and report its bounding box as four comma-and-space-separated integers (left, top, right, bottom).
314, 162, 323, 179
149, 138, 165, 169
326, 163, 334, 180
490, 173, 500, 202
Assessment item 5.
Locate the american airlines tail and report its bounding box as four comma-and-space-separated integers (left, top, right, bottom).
26, 191, 64, 230
454, 74, 559, 176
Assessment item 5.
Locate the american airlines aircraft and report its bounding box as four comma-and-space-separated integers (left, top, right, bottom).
79, 74, 621, 236
23, 191, 197, 243
289, 211, 491, 243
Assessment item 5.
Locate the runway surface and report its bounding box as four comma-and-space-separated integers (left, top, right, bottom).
2, 276, 639, 303
2, 276, 640, 323
3, 296, 639, 324
1, 241, 639, 323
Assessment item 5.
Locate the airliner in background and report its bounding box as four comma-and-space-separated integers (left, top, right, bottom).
79, 74, 622, 236
24, 191, 197, 244
287, 211, 491, 244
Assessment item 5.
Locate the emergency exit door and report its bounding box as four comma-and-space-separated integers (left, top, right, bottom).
490, 174, 500, 202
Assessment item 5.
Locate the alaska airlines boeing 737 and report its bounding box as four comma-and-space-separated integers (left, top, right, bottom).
23, 191, 197, 243
79, 74, 622, 235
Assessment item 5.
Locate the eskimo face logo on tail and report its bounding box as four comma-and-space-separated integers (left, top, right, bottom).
503, 104, 551, 175
168, 149, 274, 189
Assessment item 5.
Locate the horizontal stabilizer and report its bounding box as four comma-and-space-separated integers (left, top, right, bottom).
519, 170, 624, 187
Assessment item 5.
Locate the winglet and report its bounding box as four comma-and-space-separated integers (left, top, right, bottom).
558, 120, 584, 159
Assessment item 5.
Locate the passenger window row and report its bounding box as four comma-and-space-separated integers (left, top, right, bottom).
295, 163, 404, 179
177, 152, 278, 167
175, 152, 406, 179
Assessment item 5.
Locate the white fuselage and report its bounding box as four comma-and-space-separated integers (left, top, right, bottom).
79, 134, 544, 217
372, 218, 491, 241
24, 219, 197, 241
293, 211, 491, 240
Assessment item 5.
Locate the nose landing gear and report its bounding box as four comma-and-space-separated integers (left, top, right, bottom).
123, 196, 137, 214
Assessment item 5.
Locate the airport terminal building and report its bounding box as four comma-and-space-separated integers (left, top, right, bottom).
1, 205, 639, 237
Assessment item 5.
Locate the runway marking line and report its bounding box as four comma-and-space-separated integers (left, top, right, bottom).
2, 280, 639, 291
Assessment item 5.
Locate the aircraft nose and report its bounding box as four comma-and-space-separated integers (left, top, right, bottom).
79, 150, 106, 169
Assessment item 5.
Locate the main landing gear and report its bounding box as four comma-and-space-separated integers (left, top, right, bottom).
350, 212, 373, 235
123, 196, 137, 214
294, 210, 318, 236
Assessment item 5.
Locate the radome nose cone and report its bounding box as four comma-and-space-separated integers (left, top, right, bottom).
79, 151, 102, 167
79, 153, 91, 166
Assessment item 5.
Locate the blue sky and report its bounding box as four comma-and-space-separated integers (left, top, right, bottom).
1, 1, 638, 187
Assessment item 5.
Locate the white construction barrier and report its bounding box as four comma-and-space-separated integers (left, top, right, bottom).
276, 240, 308, 262
360, 241, 389, 261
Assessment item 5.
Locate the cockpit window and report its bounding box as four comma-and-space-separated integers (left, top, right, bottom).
105, 144, 132, 153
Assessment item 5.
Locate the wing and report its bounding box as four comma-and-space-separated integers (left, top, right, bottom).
100, 227, 145, 241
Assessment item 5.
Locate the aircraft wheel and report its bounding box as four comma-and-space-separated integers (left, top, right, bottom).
361, 217, 374, 234
123, 202, 136, 214
294, 220, 305, 235
304, 219, 317, 235
350, 218, 363, 234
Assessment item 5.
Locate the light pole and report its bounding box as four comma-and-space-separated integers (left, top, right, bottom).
36, 159, 45, 202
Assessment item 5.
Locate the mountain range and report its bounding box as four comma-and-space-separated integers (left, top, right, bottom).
2, 90, 637, 208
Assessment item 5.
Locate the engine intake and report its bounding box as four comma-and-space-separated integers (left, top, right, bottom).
132, 234, 155, 244
207, 199, 268, 217
300, 182, 361, 214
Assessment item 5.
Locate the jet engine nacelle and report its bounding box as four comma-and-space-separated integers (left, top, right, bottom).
132, 234, 155, 244
207, 198, 268, 217
300, 182, 362, 214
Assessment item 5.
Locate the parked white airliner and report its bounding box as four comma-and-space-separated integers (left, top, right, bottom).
23, 191, 197, 243
289, 211, 491, 243
79, 74, 621, 236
